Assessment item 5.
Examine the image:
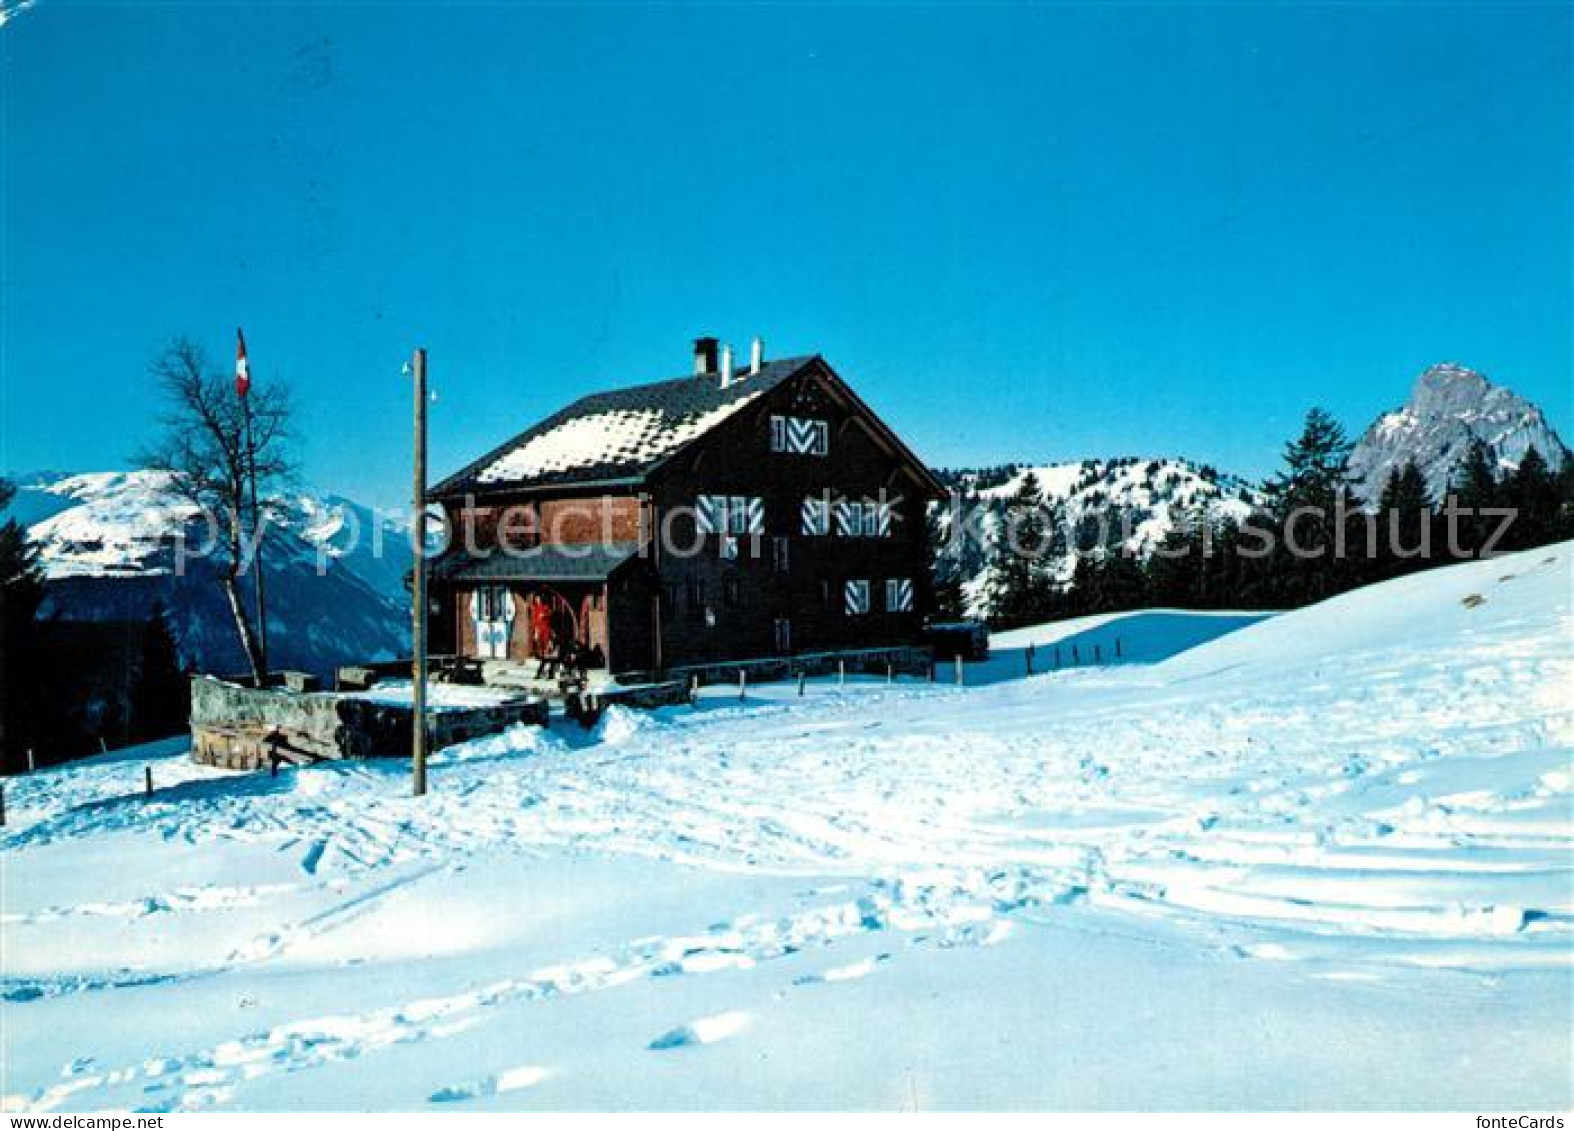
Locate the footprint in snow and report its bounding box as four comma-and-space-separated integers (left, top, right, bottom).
793, 953, 890, 986
647, 1011, 751, 1050
429, 1065, 548, 1103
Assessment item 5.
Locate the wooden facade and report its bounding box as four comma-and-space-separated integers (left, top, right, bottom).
428, 349, 944, 680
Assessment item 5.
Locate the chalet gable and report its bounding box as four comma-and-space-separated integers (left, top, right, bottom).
431, 346, 943, 502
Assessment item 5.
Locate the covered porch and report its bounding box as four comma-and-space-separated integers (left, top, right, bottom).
429, 542, 645, 675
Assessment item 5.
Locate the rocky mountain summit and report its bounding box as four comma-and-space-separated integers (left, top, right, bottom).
1348, 362, 1568, 503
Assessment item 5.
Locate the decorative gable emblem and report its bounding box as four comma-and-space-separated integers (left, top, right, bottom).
770, 415, 829, 456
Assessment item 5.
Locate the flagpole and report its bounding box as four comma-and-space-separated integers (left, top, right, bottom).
244, 393, 270, 680
237, 327, 269, 683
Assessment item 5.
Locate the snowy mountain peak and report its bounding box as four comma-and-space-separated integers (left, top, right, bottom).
934, 456, 1261, 617
4, 469, 413, 677
1411, 360, 1491, 407
1349, 362, 1567, 504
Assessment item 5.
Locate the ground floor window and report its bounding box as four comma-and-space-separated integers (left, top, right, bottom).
844, 579, 871, 615
885, 577, 914, 612
469, 584, 514, 659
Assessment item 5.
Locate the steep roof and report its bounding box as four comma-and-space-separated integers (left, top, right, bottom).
432, 357, 816, 497
430, 541, 642, 583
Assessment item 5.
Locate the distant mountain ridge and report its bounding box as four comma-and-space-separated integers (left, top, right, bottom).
5, 470, 412, 678
933, 457, 1260, 617
1348, 362, 1568, 504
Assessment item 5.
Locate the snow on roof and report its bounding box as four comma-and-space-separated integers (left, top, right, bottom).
434, 356, 816, 495
476, 398, 761, 486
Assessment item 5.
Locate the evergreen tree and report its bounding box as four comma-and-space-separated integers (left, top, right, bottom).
1, 479, 48, 773
130, 603, 189, 743
1374, 460, 1433, 579
990, 472, 1059, 627
1265, 407, 1354, 518
1261, 408, 1356, 604
1500, 447, 1560, 550
1445, 438, 1502, 556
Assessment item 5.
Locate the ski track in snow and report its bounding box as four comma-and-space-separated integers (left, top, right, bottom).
2, 547, 1570, 1111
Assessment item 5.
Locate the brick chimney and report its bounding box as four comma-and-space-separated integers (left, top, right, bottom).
693, 336, 719, 376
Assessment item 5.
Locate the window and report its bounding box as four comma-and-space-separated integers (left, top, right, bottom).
801, 496, 830, 536
475, 584, 512, 621
833, 498, 893, 538
834, 500, 858, 537
771, 536, 790, 573
844, 579, 871, 616
862, 501, 881, 537
723, 577, 741, 608
698, 495, 763, 536
727, 495, 751, 536
719, 535, 738, 560
771, 415, 829, 456
696, 494, 726, 535
885, 578, 914, 612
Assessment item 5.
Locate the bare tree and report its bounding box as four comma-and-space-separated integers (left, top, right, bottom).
138, 336, 294, 682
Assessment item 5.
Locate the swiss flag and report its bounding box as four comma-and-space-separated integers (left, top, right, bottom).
235, 327, 251, 398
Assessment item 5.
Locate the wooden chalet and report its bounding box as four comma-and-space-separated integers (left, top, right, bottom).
427, 337, 945, 681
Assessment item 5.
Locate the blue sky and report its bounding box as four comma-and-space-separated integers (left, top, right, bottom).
2, 2, 1568, 508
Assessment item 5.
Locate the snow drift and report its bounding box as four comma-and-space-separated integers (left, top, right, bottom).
2, 545, 1569, 1111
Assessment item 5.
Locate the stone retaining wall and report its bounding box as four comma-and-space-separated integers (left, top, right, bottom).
189, 676, 548, 768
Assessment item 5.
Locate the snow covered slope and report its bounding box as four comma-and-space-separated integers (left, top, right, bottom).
937, 457, 1258, 616
1348, 362, 1568, 503
6, 471, 411, 677
2, 546, 1570, 1111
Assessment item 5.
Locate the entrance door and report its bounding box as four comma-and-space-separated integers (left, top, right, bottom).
470, 584, 515, 659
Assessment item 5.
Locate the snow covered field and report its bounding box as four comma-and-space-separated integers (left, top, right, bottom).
2, 546, 1570, 1111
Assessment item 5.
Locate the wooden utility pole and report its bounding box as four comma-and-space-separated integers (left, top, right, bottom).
411, 348, 429, 797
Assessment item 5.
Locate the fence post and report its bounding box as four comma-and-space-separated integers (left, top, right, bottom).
738, 669, 747, 701
797, 672, 806, 697
144, 766, 153, 799
26, 748, 35, 773
690, 673, 699, 706
1071, 644, 1079, 665
1115, 637, 1122, 659
1094, 643, 1102, 664
838, 660, 846, 687
1025, 644, 1035, 676
954, 654, 964, 686
928, 660, 936, 682
886, 661, 894, 685
0, 784, 6, 827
